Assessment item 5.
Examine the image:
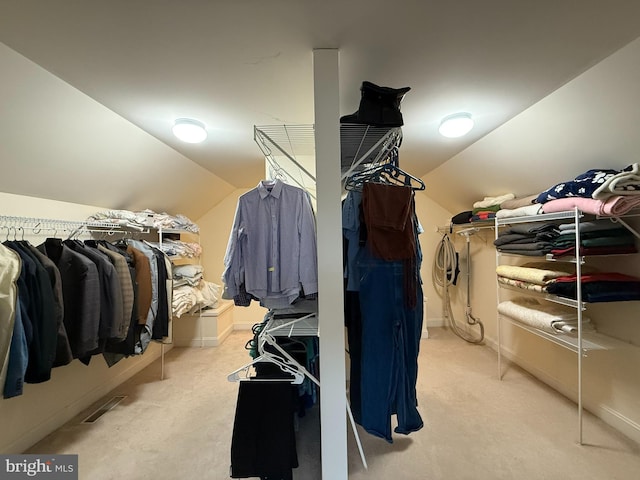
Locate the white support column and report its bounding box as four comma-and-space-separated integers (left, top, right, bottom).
313, 48, 348, 480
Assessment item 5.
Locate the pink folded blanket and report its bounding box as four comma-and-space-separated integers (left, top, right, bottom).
541, 195, 640, 216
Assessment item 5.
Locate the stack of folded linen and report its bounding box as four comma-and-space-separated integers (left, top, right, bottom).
87, 209, 200, 232
496, 262, 581, 292
471, 193, 514, 222
172, 280, 221, 317
494, 222, 560, 256
549, 220, 637, 257
546, 272, 640, 303
495, 194, 543, 219
150, 239, 203, 259
498, 297, 595, 334
173, 264, 204, 287
536, 163, 640, 216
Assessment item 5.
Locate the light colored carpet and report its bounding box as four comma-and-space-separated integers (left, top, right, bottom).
27, 328, 640, 479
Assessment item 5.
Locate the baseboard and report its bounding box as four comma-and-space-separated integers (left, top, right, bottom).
427, 317, 446, 328
4, 347, 163, 454
494, 340, 640, 445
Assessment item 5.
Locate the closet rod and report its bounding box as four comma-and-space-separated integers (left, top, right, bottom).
0, 215, 121, 230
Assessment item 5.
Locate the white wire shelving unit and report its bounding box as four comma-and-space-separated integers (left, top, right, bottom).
494, 208, 639, 445
253, 123, 403, 203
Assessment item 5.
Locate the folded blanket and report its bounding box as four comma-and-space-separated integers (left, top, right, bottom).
552, 234, 636, 249
496, 262, 578, 285
550, 245, 638, 257
553, 272, 640, 283
558, 220, 623, 233
496, 249, 551, 256
546, 279, 640, 302
497, 276, 547, 292
599, 195, 640, 215
471, 213, 495, 221
502, 223, 559, 236
494, 233, 536, 246
495, 204, 543, 219
496, 242, 553, 251
542, 195, 640, 216
500, 194, 538, 210
592, 163, 640, 199
472, 204, 501, 215
473, 193, 515, 209
497, 297, 594, 334
536, 168, 621, 204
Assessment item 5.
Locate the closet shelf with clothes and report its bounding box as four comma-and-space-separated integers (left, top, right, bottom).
494, 207, 640, 445
0, 214, 177, 401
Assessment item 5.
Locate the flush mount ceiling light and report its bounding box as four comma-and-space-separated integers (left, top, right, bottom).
438, 113, 474, 138
172, 118, 207, 143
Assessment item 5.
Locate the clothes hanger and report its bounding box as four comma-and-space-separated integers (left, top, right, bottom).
345, 161, 425, 191
345, 146, 425, 192
227, 352, 305, 384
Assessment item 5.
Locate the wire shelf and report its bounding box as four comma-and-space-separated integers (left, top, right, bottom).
254, 123, 403, 196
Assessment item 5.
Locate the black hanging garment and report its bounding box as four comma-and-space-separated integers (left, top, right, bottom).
230, 381, 298, 480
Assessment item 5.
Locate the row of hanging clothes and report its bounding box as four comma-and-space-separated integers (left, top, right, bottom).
222, 179, 321, 479
342, 147, 427, 443
0, 219, 172, 400
227, 308, 320, 480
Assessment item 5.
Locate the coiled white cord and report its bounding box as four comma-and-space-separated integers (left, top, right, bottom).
433, 233, 484, 344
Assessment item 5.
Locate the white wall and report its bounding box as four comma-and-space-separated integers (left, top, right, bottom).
196, 188, 267, 329
0, 192, 165, 453
413, 192, 456, 329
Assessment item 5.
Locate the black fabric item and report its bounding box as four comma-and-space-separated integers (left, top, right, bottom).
230, 381, 298, 479
151, 248, 169, 339
340, 81, 411, 127
5, 241, 57, 383
451, 211, 472, 225
23, 242, 73, 367
345, 290, 363, 424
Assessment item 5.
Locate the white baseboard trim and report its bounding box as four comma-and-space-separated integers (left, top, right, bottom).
427, 317, 446, 328
4, 348, 162, 454
422, 317, 446, 338
493, 340, 640, 445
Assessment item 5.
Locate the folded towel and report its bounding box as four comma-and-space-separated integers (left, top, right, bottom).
473, 193, 515, 209
495, 204, 543, 219
500, 194, 538, 210
592, 163, 640, 199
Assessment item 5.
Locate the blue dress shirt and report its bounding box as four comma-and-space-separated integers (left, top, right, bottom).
223, 180, 318, 309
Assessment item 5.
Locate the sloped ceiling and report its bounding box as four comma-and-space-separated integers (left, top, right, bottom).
424, 37, 640, 215
0, 43, 235, 219
1, 1, 640, 218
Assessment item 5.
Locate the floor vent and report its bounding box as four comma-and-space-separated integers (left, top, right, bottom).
81, 395, 127, 424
